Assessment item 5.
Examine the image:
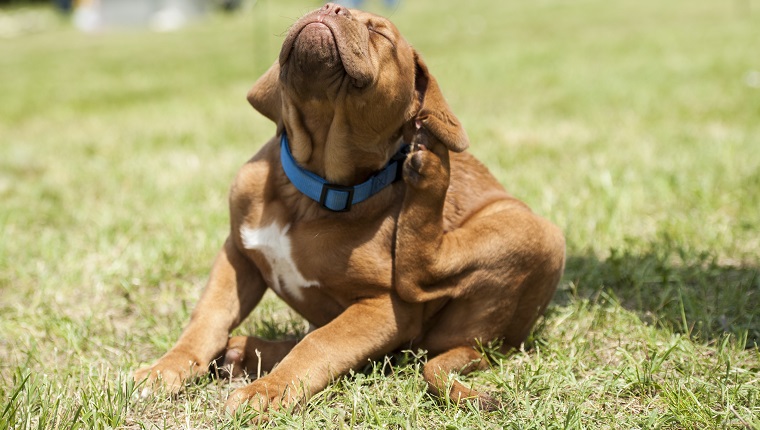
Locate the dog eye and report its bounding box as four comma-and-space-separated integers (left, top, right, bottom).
351, 77, 366, 89
367, 26, 394, 46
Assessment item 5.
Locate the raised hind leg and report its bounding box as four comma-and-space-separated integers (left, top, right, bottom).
396, 128, 565, 307
399, 128, 565, 410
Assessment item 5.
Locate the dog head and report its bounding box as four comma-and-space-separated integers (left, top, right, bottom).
248, 3, 468, 183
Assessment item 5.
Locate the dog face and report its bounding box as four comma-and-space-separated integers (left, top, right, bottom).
247, 3, 469, 182
280, 6, 415, 111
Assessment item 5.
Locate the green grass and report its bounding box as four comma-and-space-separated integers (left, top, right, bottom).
1, 0, 759, 428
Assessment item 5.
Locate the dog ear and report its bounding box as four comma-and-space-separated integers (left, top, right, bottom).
247, 61, 282, 124
413, 52, 469, 153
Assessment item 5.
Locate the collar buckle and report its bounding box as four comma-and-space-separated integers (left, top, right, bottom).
319, 183, 354, 212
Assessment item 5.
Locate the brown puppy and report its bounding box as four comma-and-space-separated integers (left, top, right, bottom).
134, 3, 565, 415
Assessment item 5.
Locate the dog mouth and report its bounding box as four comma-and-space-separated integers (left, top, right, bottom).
284, 22, 342, 76
279, 12, 374, 88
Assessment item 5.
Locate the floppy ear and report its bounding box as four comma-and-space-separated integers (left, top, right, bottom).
413, 52, 469, 152
247, 61, 282, 124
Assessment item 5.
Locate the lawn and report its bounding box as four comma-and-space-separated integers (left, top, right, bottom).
1, 0, 759, 428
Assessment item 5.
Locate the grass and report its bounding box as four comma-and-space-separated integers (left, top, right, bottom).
1, 0, 759, 427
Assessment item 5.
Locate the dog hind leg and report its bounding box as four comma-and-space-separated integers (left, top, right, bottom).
398, 132, 565, 313
423, 346, 500, 410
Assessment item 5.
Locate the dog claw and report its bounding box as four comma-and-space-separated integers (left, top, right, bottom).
224, 392, 247, 416
477, 393, 502, 411
140, 386, 153, 399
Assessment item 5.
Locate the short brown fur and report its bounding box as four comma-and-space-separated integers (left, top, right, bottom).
134, 3, 565, 415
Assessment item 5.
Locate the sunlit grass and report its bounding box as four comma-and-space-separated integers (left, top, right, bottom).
1, 0, 759, 428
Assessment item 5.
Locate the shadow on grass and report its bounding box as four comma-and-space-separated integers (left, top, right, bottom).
557, 239, 759, 347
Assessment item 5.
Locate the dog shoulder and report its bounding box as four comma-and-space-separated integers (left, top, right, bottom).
230, 138, 280, 198
227, 137, 284, 231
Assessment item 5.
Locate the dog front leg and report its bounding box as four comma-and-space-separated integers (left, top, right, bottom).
224, 296, 420, 416
134, 236, 266, 395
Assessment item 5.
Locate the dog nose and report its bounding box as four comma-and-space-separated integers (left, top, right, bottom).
321, 3, 352, 18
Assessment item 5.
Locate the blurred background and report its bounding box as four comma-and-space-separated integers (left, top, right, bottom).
1, 0, 246, 34
0, 0, 400, 34
0, 0, 759, 426
1, 0, 759, 344
2, 0, 760, 347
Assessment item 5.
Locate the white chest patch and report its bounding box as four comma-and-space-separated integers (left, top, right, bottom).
240, 223, 318, 299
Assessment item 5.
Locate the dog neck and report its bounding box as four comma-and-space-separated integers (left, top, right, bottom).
280, 132, 409, 212
283, 117, 405, 186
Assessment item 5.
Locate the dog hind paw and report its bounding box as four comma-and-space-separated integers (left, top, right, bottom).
402, 138, 449, 193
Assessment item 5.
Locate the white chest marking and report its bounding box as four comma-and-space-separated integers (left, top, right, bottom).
240, 223, 318, 299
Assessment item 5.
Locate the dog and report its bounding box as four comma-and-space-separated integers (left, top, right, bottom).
134, 3, 565, 415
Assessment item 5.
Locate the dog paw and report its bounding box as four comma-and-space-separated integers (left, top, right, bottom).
474, 392, 502, 412
219, 336, 248, 378
133, 351, 204, 397
447, 381, 503, 411
403, 129, 449, 192
225, 377, 298, 418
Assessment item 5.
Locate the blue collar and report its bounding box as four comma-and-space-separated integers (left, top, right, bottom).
280, 133, 410, 212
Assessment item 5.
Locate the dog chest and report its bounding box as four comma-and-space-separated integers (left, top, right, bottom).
239, 223, 319, 299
